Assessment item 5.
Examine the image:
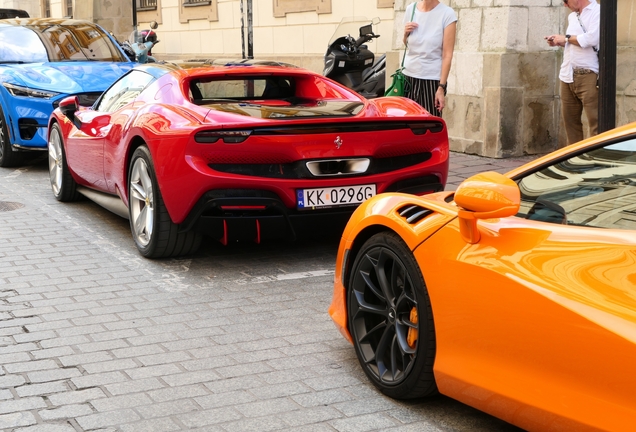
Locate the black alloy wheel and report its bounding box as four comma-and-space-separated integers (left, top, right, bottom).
348, 232, 437, 399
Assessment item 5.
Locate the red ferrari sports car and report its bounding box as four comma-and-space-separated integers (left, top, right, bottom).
48, 62, 448, 258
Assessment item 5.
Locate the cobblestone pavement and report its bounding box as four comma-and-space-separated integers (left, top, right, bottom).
0, 152, 534, 432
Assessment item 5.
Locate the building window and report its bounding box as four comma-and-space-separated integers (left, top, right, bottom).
137, 0, 163, 24
138, 0, 158, 11
273, 0, 331, 18
43, 0, 51, 17
65, 0, 73, 18
179, 0, 217, 23
184, 0, 211, 5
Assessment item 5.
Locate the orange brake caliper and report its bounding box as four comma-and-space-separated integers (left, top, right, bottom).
407, 307, 418, 349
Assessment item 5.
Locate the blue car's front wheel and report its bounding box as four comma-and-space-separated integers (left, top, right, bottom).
0, 107, 23, 168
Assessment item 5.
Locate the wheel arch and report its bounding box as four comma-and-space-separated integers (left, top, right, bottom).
122, 133, 184, 227
0, 96, 17, 146
124, 135, 151, 200
332, 194, 457, 342
47, 116, 87, 184
343, 226, 439, 399
342, 224, 397, 297
47, 118, 60, 142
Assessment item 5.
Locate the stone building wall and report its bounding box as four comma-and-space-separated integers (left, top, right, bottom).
136, 0, 397, 74
73, 0, 133, 41
616, 1, 636, 128
0, 0, 41, 17
391, 0, 636, 157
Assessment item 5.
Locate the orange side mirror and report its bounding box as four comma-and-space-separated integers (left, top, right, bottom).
454, 171, 520, 243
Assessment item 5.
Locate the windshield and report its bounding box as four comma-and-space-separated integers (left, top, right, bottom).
328, 16, 376, 46
127, 29, 146, 45
516, 137, 636, 229
0, 20, 127, 63
0, 26, 47, 62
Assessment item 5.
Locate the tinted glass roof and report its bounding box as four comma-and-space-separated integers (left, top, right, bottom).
0, 19, 127, 63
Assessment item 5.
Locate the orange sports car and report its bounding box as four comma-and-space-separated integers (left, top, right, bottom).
329, 123, 636, 431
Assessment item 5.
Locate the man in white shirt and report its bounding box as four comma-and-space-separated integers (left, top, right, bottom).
545, 0, 600, 145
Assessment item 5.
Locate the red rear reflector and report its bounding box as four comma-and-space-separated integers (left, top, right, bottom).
220, 220, 228, 246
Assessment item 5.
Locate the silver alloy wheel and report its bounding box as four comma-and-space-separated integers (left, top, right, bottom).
48, 127, 63, 196
129, 157, 154, 247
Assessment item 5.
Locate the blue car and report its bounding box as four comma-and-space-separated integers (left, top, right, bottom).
0, 18, 135, 167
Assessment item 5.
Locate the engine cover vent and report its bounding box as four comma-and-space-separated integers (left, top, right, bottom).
398, 204, 433, 224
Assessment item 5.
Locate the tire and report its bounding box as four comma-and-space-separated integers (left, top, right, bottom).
48, 123, 81, 202
348, 231, 437, 399
0, 106, 23, 167
128, 146, 202, 258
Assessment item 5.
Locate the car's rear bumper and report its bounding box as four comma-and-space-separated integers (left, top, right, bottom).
181, 175, 444, 243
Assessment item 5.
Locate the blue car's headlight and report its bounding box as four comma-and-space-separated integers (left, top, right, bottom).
2, 83, 60, 99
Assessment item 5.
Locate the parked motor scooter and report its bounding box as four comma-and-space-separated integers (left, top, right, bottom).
121, 21, 160, 63
323, 17, 385, 99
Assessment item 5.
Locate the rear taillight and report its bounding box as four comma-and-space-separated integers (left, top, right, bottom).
195, 130, 252, 143
408, 122, 444, 135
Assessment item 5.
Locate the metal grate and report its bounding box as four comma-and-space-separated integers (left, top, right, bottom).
0, 201, 24, 212
138, 0, 157, 9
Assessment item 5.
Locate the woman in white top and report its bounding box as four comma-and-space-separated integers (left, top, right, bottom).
403, 0, 457, 117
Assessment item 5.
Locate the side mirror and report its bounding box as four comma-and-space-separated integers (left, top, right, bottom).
58, 96, 79, 120
454, 171, 520, 243
150, 21, 158, 30
73, 111, 111, 136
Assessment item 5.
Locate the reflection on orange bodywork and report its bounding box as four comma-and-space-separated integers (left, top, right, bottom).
416, 217, 636, 431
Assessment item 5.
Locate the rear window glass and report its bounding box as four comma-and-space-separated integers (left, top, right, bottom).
189, 77, 295, 102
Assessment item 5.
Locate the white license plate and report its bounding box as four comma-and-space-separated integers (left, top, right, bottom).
297, 184, 376, 209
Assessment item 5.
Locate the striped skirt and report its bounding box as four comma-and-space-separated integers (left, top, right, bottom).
404, 76, 441, 117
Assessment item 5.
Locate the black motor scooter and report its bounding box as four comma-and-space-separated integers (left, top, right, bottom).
323, 17, 385, 99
